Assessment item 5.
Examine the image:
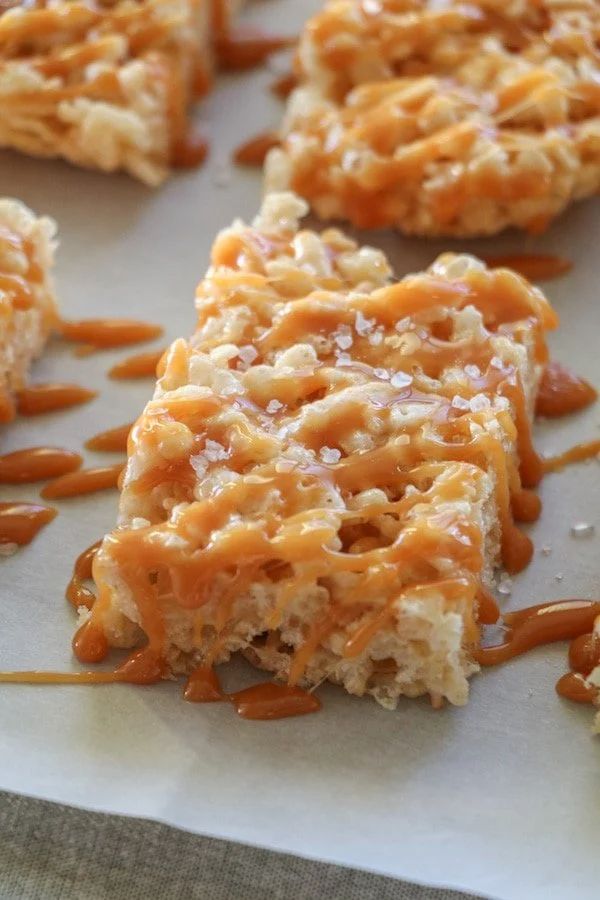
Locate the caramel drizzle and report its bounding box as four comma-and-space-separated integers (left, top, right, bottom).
270, 71, 297, 99
184, 668, 320, 719
475, 600, 600, 667
66, 540, 102, 610
0, 659, 320, 720
476, 599, 600, 709
536, 361, 597, 418
41, 463, 123, 500
0, 224, 55, 423
60, 318, 163, 355
233, 131, 280, 167
0, 647, 166, 686
171, 131, 209, 169
0, 501, 56, 546
16, 383, 97, 416
215, 28, 296, 70
483, 254, 572, 282
85, 423, 133, 453
228, 683, 320, 720
543, 440, 600, 475
0, 446, 82, 483
108, 349, 165, 380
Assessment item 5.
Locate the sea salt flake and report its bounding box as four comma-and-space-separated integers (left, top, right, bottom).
374, 367, 390, 380
335, 352, 352, 367
204, 440, 229, 462
237, 345, 258, 371
190, 455, 209, 478
320, 446, 341, 464
570, 522, 595, 539
334, 332, 353, 351
355, 310, 375, 336
390, 371, 413, 389
452, 394, 470, 411
131, 517, 151, 530
395, 317, 411, 333
368, 328, 384, 346
490, 356, 504, 370
541, 545, 552, 556
469, 393, 490, 412
497, 577, 513, 597
465, 364, 481, 378
266, 399, 283, 414
555, 572, 564, 582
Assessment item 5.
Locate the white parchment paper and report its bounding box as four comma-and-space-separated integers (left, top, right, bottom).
1, 2, 599, 897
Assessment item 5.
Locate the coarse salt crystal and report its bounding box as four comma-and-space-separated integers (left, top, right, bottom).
355, 310, 375, 336
465, 364, 481, 378
334, 332, 353, 351
469, 393, 490, 412
368, 328, 384, 346
266, 399, 283, 414
237, 345, 258, 371
335, 352, 352, 367
190, 454, 209, 477
570, 522, 595, 538
541, 545, 552, 556
490, 356, 504, 370
204, 440, 229, 462
131, 517, 151, 530
555, 572, 564, 582
320, 446, 341, 464
395, 317, 411, 333
497, 577, 512, 597
452, 395, 470, 410
390, 371, 413, 389
374, 367, 390, 380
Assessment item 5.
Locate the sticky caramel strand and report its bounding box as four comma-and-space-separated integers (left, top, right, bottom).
476, 599, 600, 710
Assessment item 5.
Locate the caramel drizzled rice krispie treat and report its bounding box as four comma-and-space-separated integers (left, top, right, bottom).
87, 192, 557, 708
0, 0, 213, 185
266, 0, 600, 236
0, 199, 58, 423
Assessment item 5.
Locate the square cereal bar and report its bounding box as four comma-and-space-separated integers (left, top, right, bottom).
88, 192, 556, 707
0, 0, 212, 184
0, 199, 58, 423
267, 0, 600, 235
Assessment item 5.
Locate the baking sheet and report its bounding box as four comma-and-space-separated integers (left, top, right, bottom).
1, 2, 599, 898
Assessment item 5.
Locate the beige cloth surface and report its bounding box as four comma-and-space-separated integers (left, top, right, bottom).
0, 791, 483, 899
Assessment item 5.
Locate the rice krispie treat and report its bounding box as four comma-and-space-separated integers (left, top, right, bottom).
0, 0, 213, 185
88, 192, 557, 708
266, 0, 600, 236
0, 199, 58, 423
